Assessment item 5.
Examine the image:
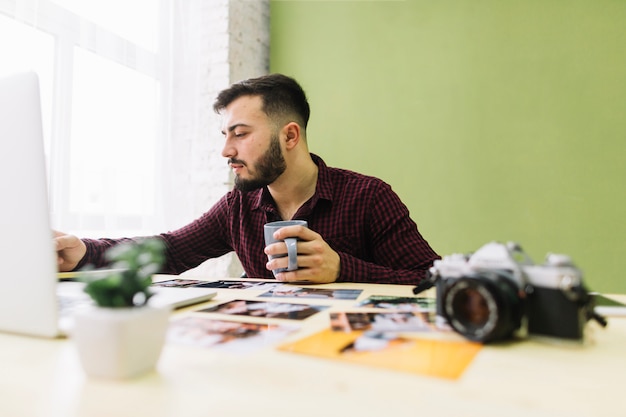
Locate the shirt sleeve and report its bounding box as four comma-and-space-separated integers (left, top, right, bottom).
335, 181, 440, 285
75, 194, 234, 274
76, 237, 136, 270
158, 194, 234, 274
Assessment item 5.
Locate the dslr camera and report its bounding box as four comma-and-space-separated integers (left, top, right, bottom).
421, 241, 604, 343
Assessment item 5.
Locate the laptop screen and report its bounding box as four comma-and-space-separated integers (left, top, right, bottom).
0, 71, 60, 337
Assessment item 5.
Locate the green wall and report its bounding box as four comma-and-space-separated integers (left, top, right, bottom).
270, 0, 626, 294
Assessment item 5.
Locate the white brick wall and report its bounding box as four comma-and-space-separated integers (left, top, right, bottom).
162, 0, 269, 279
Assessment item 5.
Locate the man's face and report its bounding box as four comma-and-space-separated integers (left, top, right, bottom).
220, 96, 287, 191
232, 131, 286, 191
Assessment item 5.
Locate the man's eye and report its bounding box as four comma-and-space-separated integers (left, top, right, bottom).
234, 132, 247, 138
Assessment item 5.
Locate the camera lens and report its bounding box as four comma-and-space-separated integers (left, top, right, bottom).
442, 271, 524, 343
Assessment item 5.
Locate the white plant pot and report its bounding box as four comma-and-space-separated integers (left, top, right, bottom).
72, 305, 171, 379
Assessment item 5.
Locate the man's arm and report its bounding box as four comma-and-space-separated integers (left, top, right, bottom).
340, 182, 439, 284
54, 231, 136, 272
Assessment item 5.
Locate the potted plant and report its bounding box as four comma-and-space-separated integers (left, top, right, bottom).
72, 238, 171, 379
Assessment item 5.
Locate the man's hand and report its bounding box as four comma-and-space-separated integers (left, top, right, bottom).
53, 230, 87, 272
264, 225, 340, 284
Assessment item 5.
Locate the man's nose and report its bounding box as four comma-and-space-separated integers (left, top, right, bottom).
221, 138, 235, 159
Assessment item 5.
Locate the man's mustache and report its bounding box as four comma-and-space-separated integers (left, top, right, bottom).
228, 158, 246, 166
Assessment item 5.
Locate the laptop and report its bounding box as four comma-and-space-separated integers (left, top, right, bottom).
0, 71, 216, 338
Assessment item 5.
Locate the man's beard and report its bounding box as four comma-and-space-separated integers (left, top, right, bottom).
232, 134, 287, 192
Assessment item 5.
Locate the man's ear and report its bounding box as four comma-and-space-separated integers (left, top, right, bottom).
283, 122, 301, 149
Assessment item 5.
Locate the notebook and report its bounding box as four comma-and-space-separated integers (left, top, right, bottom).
0, 71, 216, 338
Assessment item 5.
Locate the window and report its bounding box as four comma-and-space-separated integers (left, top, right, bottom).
0, 12, 54, 153
0, 0, 163, 238
50, 0, 159, 51
68, 48, 158, 229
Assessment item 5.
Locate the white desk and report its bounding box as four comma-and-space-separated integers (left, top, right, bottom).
1, 281, 624, 417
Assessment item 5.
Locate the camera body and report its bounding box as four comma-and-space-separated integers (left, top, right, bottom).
429, 241, 595, 343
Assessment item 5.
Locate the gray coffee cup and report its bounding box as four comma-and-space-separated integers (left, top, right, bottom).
263, 220, 308, 276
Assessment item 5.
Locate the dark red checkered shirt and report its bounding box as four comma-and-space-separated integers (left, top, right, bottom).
79, 154, 440, 285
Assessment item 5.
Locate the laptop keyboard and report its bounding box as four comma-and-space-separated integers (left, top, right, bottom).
58, 295, 93, 317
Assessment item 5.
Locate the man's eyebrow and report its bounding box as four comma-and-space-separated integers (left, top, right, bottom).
221, 123, 251, 135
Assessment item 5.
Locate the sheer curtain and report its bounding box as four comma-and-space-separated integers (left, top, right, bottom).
1, 0, 164, 238
0, 0, 268, 277
162, 0, 270, 278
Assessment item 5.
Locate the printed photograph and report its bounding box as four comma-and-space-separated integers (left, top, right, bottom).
330, 311, 436, 333
356, 295, 436, 312
258, 284, 362, 300
167, 316, 299, 353
199, 299, 329, 320
152, 279, 206, 288
194, 280, 283, 290
278, 327, 482, 380
339, 331, 414, 354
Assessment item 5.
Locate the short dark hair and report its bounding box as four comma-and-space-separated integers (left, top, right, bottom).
213, 73, 311, 129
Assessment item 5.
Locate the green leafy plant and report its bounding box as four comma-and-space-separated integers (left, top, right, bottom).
80, 238, 166, 308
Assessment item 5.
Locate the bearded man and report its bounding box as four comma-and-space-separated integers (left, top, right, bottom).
55, 74, 439, 285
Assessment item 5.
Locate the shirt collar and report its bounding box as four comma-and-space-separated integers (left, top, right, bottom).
310, 153, 333, 202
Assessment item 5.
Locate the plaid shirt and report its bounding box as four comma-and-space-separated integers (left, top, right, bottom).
80, 154, 439, 285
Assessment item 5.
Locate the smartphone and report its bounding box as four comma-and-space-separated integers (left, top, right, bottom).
592, 293, 626, 317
